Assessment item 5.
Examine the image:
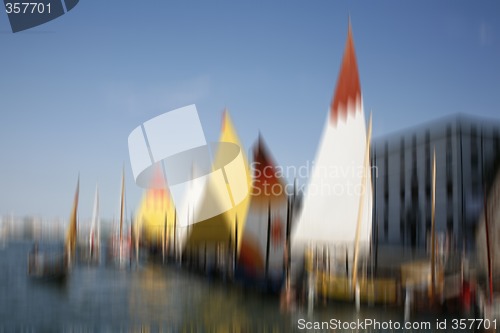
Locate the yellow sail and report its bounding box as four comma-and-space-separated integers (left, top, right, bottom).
185, 109, 251, 253
216, 110, 251, 251
65, 177, 79, 262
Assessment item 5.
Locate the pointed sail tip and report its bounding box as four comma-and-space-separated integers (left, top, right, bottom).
75, 175, 80, 194
330, 19, 362, 125
251, 134, 287, 202
221, 108, 229, 130
255, 129, 262, 148
256, 131, 267, 155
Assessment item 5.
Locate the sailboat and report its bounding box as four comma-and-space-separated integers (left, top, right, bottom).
87, 185, 101, 264
136, 164, 176, 262
28, 177, 79, 281
183, 110, 251, 276
109, 168, 131, 267
289, 21, 392, 305
238, 135, 289, 292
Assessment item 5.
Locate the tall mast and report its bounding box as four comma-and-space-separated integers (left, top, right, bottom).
481, 131, 494, 303
90, 185, 99, 251
483, 187, 493, 304
430, 149, 437, 299
120, 167, 125, 245
96, 187, 100, 251
65, 176, 80, 265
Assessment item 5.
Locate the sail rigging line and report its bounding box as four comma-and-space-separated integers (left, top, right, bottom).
352, 113, 372, 291
371, 139, 378, 276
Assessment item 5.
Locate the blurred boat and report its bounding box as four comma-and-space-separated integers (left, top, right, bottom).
27, 245, 67, 282
183, 110, 251, 277
0, 221, 6, 249
108, 169, 131, 268
237, 135, 289, 293
80, 185, 101, 264
289, 21, 376, 307
135, 165, 176, 262
28, 177, 79, 281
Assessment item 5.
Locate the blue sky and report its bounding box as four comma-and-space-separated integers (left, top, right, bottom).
0, 0, 499, 220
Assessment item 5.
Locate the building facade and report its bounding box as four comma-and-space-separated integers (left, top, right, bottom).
372, 114, 500, 253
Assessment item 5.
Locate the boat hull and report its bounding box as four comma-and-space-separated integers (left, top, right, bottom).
27, 252, 68, 282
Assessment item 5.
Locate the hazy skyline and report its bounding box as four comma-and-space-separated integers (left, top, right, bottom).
1, 1, 499, 220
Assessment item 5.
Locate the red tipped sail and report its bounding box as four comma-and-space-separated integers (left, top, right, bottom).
330, 22, 361, 125
292, 20, 372, 274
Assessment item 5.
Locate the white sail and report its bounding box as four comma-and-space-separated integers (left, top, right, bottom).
89, 185, 100, 257
291, 22, 373, 269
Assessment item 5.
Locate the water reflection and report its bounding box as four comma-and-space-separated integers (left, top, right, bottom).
128, 264, 286, 331
1, 242, 467, 332
129, 265, 180, 326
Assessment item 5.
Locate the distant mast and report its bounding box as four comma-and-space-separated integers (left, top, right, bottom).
291, 20, 372, 275
120, 168, 125, 244
119, 167, 125, 261
90, 185, 100, 257
65, 176, 80, 266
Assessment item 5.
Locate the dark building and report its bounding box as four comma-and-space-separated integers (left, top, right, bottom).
371, 114, 500, 254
